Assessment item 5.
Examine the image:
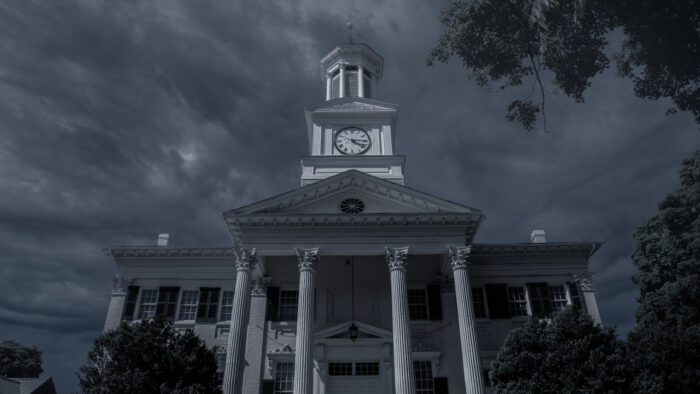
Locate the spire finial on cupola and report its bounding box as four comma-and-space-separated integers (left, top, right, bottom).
321, 40, 383, 101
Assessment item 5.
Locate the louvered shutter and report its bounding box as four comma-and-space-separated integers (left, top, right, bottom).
261, 380, 274, 394
434, 377, 448, 394
266, 286, 280, 321
427, 285, 443, 320
485, 284, 510, 318
123, 286, 139, 321
568, 281, 583, 310
527, 283, 551, 317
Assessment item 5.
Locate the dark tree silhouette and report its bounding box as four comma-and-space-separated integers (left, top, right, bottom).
78, 319, 220, 394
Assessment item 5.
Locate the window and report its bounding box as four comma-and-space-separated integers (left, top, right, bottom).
507, 286, 528, 317
220, 291, 234, 321
274, 362, 294, 394
328, 362, 379, 376
549, 285, 568, 312
279, 290, 299, 321
122, 286, 140, 321
408, 289, 429, 320
414, 360, 434, 394
178, 290, 199, 320
328, 362, 353, 376
156, 287, 179, 320
355, 362, 379, 376
197, 288, 220, 321
216, 351, 226, 389
472, 288, 487, 318
138, 289, 158, 319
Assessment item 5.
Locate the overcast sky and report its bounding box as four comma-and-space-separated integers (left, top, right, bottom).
1, 1, 698, 392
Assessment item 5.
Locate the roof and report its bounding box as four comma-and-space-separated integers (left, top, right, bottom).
0, 377, 57, 394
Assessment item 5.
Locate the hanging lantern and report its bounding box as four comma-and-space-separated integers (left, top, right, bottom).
349, 323, 359, 342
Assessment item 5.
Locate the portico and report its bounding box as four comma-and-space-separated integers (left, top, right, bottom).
221, 242, 485, 394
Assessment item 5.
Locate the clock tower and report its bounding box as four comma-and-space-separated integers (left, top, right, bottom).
300, 43, 406, 186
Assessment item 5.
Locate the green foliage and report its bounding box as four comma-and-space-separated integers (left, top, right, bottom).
489, 307, 630, 393
628, 150, 700, 393
429, 0, 700, 130
77, 319, 220, 394
0, 340, 42, 378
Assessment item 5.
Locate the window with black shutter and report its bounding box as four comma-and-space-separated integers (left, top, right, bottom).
527, 283, 551, 318
261, 380, 274, 394
485, 284, 510, 319
568, 281, 583, 310
122, 286, 140, 321
197, 287, 220, 321
427, 284, 442, 320
433, 377, 448, 394
156, 287, 179, 320
266, 286, 280, 321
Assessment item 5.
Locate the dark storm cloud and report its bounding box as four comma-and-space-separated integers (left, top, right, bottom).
0, 0, 697, 391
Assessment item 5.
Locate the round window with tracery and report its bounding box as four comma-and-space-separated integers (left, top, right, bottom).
340, 198, 364, 214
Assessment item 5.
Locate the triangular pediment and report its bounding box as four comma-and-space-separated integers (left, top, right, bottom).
228, 170, 478, 215
315, 321, 392, 340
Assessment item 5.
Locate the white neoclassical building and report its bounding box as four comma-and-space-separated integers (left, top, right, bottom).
102, 42, 602, 394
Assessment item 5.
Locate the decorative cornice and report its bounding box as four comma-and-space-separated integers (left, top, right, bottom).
234, 248, 257, 271
386, 246, 409, 271
295, 248, 319, 272
574, 272, 594, 291
471, 242, 602, 258
448, 246, 471, 270
103, 246, 236, 258
111, 275, 131, 294
228, 214, 479, 233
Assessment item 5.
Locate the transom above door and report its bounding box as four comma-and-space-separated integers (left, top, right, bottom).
327, 361, 380, 394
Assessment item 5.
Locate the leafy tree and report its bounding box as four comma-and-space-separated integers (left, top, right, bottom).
0, 340, 42, 378
428, 0, 699, 131
489, 307, 630, 393
78, 319, 220, 394
627, 150, 700, 393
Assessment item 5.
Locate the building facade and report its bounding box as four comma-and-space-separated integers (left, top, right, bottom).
102, 43, 602, 394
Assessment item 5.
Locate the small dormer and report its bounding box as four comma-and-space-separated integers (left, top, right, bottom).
321, 43, 383, 100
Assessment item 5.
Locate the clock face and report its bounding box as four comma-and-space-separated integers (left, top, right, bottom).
334, 127, 371, 155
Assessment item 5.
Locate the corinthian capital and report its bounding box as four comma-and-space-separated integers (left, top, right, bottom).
448, 246, 472, 270
295, 248, 319, 272
385, 246, 409, 271
234, 248, 258, 271
574, 272, 594, 291
111, 275, 131, 294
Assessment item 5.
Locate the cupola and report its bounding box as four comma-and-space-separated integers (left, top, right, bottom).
321, 43, 383, 100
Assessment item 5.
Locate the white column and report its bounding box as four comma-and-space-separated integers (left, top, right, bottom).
222, 249, 257, 394
449, 246, 484, 394
386, 246, 415, 394
574, 272, 601, 324
103, 275, 130, 332
241, 277, 268, 394
358, 65, 364, 98
338, 64, 346, 98
325, 73, 332, 101
294, 248, 319, 394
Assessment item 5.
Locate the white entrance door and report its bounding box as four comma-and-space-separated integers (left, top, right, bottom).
327, 376, 380, 394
